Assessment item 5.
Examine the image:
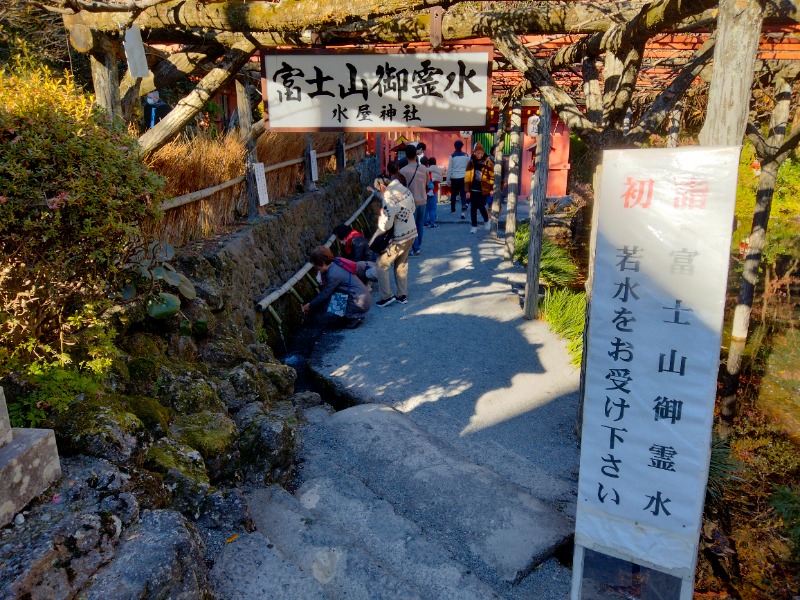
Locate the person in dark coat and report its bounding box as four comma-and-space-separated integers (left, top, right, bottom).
142, 90, 171, 130
301, 246, 370, 328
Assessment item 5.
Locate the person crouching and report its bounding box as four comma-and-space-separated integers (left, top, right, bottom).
301, 246, 370, 328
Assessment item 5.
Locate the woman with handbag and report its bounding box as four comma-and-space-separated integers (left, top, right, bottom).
366, 162, 418, 307
301, 246, 370, 328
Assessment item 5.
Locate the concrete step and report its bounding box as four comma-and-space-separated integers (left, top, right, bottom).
300, 403, 573, 585
210, 531, 330, 599
247, 485, 424, 600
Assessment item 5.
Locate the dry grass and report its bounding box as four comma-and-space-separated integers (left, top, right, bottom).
146, 130, 367, 243
146, 131, 247, 243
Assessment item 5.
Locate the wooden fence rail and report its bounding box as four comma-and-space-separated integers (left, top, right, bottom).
158, 138, 367, 212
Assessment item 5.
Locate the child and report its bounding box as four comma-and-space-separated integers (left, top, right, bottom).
425, 157, 443, 228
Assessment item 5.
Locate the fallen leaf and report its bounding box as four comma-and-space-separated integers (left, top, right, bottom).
225, 533, 239, 544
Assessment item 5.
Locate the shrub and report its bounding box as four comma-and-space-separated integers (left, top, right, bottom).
0, 66, 163, 367
513, 222, 578, 286
539, 287, 586, 365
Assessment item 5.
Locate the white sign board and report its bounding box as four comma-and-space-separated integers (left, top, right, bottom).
253, 163, 269, 206
573, 147, 740, 594
262, 51, 491, 131
123, 25, 150, 79
309, 150, 319, 182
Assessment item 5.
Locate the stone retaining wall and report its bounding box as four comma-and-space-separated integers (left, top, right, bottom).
174, 159, 378, 346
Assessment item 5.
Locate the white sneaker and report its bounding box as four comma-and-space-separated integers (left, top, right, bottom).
484, 220, 492, 231
470, 227, 477, 234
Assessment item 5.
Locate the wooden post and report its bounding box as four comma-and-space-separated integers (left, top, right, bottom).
488, 108, 505, 238
304, 134, 317, 192
523, 101, 552, 320
336, 133, 346, 172
89, 33, 123, 122
375, 132, 382, 171
236, 80, 259, 219
503, 101, 522, 260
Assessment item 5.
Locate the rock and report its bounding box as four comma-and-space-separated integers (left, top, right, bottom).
119, 332, 167, 358
256, 362, 297, 402
82, 510, 210, 600
156, 367, 225, 414
198, 337, 258, 370
167, 334, 199, 362
122, 395, 173, 438
232, 402, 266, 431
170, 412, 239, 483
222, 361, 271, 410
247, 342, 278, 364
289, 391, 322, 410
14, 513, 24, 526
238, 413, 301, 486
195, 488, 255, 563
50, 394, 144, 464
144, 437, 209, 485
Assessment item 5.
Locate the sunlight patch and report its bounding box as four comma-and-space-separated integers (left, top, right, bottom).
460, 374, 570, 435
395, 381, 472, 412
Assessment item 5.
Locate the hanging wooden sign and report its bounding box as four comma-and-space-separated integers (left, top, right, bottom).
261, 49, 492, 131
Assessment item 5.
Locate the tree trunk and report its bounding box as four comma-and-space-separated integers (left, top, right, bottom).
236, 80, 259, 219
719, 64, 800, 436
488, 109, 505, 237
698, 0, 762, 147
697, 0, 762, 437
523, 101, 551, 320
666, 101, 683, 147
504, 101, 522, 260
137, 41, 255, 157
89, 37, 122, 122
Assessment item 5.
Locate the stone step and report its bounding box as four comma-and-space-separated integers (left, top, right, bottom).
400, 401, 578, 510
210, 531, 330, 599
247, 485, 425, 600
292, 474, 501, 600
304, 404, 573, 585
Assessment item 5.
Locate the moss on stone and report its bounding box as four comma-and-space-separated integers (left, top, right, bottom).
156, 368, 223, 414
121, 332, 167, 358
170, 411, 238, 460
144, 437, 210, 484
51, 393, 145, 463
123, 395, 173, 436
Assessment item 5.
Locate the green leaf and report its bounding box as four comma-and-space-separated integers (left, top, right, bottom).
155, 242, 175, 262
161, 269, 182, 286
121, 284, 137, 301
152, 266, 167, 280
146, 292, 180, 319
176, 274, 196, 300
192, 319, 209, 337
179, 319, 193, 336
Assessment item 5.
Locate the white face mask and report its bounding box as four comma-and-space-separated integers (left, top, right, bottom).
146, 97, 155, 105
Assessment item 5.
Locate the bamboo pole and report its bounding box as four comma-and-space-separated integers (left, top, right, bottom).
256, 192, 377, 311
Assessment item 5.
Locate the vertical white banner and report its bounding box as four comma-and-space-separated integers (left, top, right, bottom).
253, 163, 269, 206
575, 147, 740, 572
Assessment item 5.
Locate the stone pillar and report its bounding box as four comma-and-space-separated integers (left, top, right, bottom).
0, 386, 62, 527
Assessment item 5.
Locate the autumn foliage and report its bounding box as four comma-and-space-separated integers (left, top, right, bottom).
0, 67, 163, 366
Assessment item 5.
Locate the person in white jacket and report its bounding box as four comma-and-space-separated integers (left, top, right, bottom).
366, 163, 418, 307
446, 140, 471, 218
